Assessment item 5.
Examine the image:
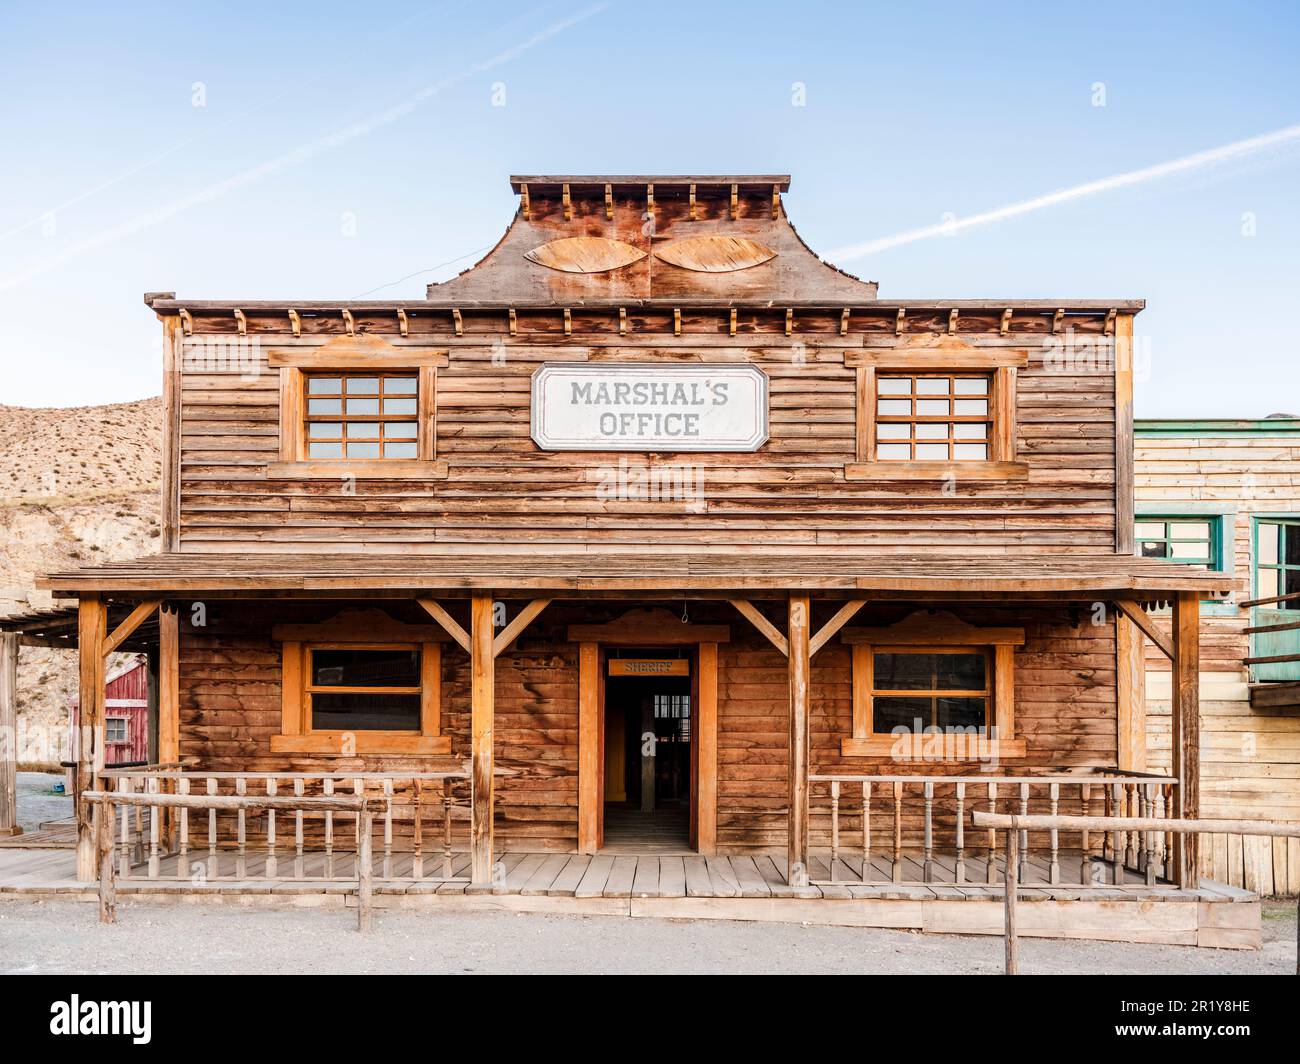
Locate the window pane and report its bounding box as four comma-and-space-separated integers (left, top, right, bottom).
953, 422, 987, 439
916, 398, 949, 416
307, 378, 342, 395
347, 442, 381, 459
346, 377, 380, 395
872, 696, 932, 734
311, 648, 420, 688
874, 653, 937, 690
877, 423, 910, 440
1286, 526, 1300, 567
385, 421, 419, 438
915, 422, 948, 439
877, 399, 912, 416
308, 398, 342, 415
384, 376, 418, 395
935, 653, 986, 690
953, 443, 988, 460
1259, 523, 1279, 565
347, 422, 380, 439
311, 693, 420, 732
308, 441, 343, 459
1257, 566, 1279, 600
1141, 541, 1169, 558
1287, 567, 1300, 602
877, 377, 912, 395
915, 377, 949, 395
345, 397, 380, 415
1135, 522, 1166, 540
1172, 521, 1210, 540
935, 697, 987, 730
954, 399, 988, 416
1170, 540, 1210, 562
916, 442, 949, 460
384, 441, 419, 459
877, 443, 911, 460
382, 396, 418, 415
308, 422, 341, 439
954, 378, 988, 395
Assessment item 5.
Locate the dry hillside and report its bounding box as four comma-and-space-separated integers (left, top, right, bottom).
0, 398, 162, 767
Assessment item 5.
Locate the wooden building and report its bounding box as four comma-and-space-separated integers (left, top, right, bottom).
69, 655, 150, 770
33, 176, 1238, 929
1135, 417, 1300, 894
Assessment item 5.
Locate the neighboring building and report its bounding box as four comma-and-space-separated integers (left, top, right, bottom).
33, 176, 1235, 937
69, 654, 150, 769
1135, 417, 1300, 894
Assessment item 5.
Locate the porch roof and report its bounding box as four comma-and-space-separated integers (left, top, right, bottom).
36, 550, 1236, 600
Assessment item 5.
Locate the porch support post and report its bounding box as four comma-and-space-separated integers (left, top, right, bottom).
577, 641, 600, 854
0, 632, 20, 837
787, 593, 811, 885
1171, 590, 1200, 888
1115, 612, 1146, 772
470, 594, 495, 885
76, 594, 107, 882
159, 606, 180, 765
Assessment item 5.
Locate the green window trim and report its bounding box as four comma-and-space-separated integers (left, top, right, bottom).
1250, 516, 1300, 682
1133, 511, 1235, 615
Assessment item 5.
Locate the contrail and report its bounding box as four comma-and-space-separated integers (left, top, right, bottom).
825, 123, 1300, 262
0, 3, 610, 292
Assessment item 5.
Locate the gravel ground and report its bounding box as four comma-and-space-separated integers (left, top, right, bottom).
16, 772, 71, 832
0, 899, 1294, 974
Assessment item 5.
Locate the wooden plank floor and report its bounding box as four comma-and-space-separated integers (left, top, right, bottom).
0, 846, 1256, 904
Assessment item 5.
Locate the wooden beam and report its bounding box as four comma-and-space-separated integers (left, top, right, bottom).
470, 595, 495, 885
577, 641, 600, 855
1113, 599, 1174, 660
76, 595, 107, 882
416, 598, 470, 654
0, 633, 19, 837
1172, 590, 1200, 888
728, 599, 788, 657
1115, 612, 1146, 772
809, 598, 868, 658
1114, 313, 1135, 554
787, 595, 811, 886
103, 599, 161, 655
493, 598, 551, 658
158, 608, 180, 766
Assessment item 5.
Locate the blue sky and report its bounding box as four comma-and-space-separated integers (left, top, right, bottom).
1, 0, 1297, 415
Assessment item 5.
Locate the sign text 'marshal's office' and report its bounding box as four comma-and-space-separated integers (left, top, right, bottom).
530, 364, 769, 452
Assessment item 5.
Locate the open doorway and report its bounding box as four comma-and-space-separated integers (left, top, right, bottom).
602, 651, 694, 852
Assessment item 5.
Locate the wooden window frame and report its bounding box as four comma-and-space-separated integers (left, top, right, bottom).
841, 612, 1026, 759
265, 339, 449, 480
270, 610, 451, 755
301, 371, 423, 461
844, 349, 1029, 481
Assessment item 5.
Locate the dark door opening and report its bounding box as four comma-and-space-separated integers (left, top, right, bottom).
602, 653, 693, 852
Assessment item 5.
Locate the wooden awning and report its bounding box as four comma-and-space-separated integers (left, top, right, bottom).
36, 551, 1235, 601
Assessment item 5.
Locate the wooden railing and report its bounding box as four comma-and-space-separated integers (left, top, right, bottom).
1240, 588, 1300, 671
976, 810, 1300, 974
95, 768, 471, 886
808, 771, 1179, 888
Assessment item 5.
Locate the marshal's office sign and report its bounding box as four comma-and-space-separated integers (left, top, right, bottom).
530, 363, 769, 452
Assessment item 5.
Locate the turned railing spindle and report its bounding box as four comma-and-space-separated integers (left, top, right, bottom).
830, 781, 840, 882
206, 778, 217, 880
324, 777, 335, 879
955, 782, 966, 885
1111, 782, 1124, 885
294, 778, 304, 879
1048, 782, 1060, 886
442, 779, 453, 880
891, 781, 903, 884
412, 779, 424, 880
177, 778, 190, 881
265, 778, 277, 879
861, 781, 872, 882
987, 782, 998, 884
147, 776, 160, 879
922, 782, 934, 883
235, 777, 247, 879
1017, 783, 1029, 883
383, 778, 394, 880
117, 777, 130, 877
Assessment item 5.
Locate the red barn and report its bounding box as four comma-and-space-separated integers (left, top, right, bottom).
69, 654, 149, 767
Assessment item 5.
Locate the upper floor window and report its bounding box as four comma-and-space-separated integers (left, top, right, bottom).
875, 373, 992, 461
1257, 519, 1300, 610
304, 373, 420, 460
1136, 517, 1219, 568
